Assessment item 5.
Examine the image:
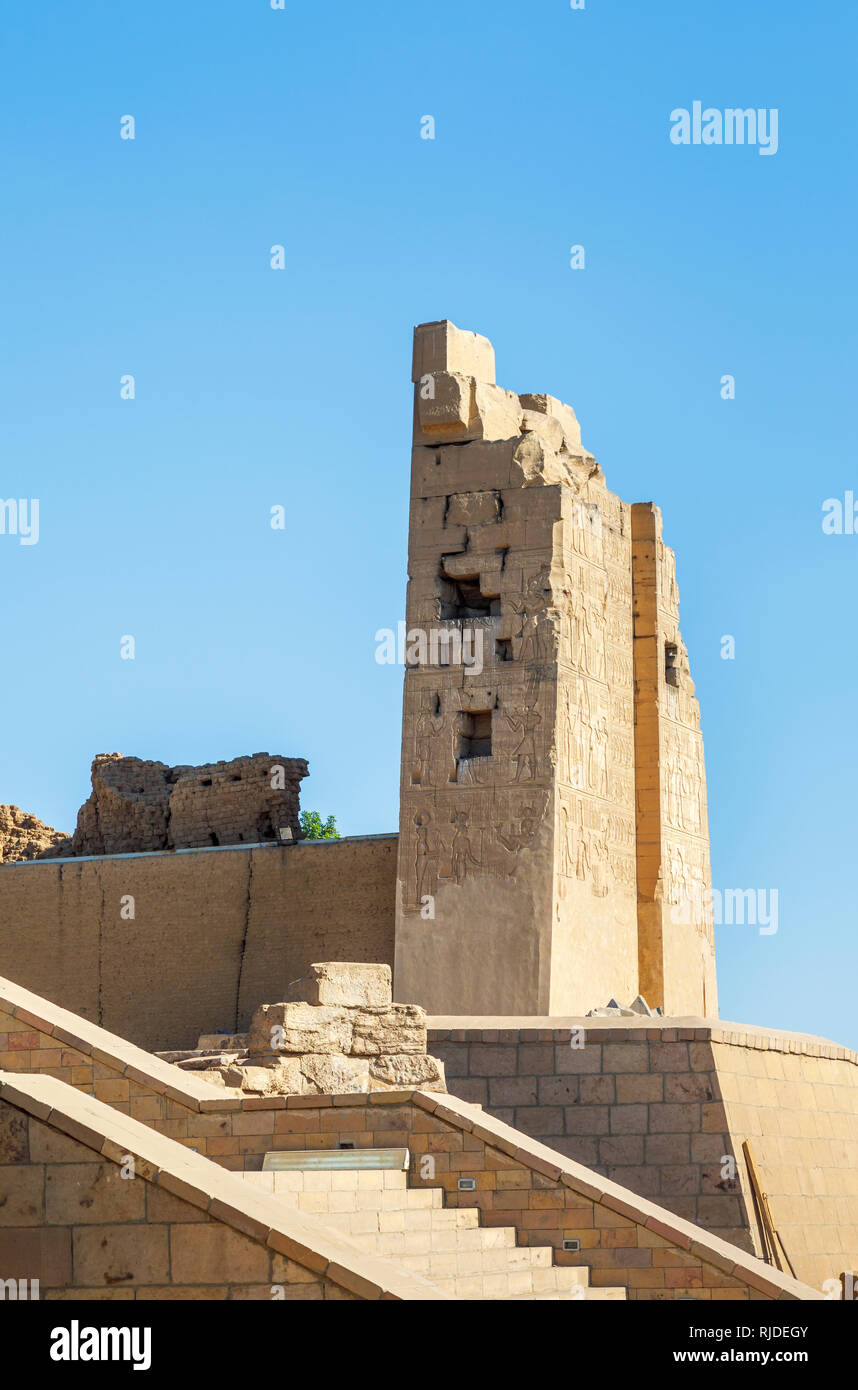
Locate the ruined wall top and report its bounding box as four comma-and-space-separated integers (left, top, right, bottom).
411, 320, 592, 490
38, 752, 308, 859
0, 805, 68, 863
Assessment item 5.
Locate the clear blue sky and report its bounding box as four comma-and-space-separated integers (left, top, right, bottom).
1, 1, 856, 1046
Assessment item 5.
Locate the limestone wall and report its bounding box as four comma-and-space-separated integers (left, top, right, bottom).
0, 837, 397, 1051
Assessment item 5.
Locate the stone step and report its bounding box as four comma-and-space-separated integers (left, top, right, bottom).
243, 1167, 411, 1191
242, 1168, 441, 1203
432, 1264, 595, 1299
322, 1221, 519, 1257
240, 1172, 481, 1228
397, 1243, 573, 1279
341, 1205, 481, 1234
238, 1170, 613, 1301
475, 1286, 627, 1301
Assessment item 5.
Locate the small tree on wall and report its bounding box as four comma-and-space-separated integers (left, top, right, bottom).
299, 810, 341, 840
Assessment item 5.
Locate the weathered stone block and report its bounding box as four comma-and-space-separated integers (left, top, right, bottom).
368, 1053, 445, 1091
298, 962, 392, 1009
415, 371, 473, 440
248, 1002, 353, 1056
412, 319, 495, 385
73, 1225, 170, 1287
0, 1102, 28, 1163
45, 1162, 145, 1225
518, 391, 581, 446
299, 1054, 371, 1095
349, 1005, 426, 1056
519, 408, 564, 451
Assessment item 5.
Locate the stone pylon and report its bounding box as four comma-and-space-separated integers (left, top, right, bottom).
394, 321, 717, 1018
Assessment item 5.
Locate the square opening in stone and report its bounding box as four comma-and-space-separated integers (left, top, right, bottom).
458, 711, 492, 760
665, 642, 680, 687
439, 571, 500, 619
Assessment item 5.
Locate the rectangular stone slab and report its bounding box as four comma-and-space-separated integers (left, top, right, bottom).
297, 962, 392, 1009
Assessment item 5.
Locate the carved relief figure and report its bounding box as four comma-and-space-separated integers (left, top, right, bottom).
447, 809, 480, 885
414, 707, 437, 786
414, 810, 437, 905
505, 695, 542, 784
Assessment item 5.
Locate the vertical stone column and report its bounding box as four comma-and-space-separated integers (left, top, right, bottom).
631, 503, 717, 1017
394, 322, 642, 1015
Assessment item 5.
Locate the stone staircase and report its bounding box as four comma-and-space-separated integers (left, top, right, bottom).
240, 1163, 625, 1300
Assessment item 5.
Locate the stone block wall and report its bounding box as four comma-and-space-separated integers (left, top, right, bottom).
0, 981, 823, 1299
428, 1018, 858, 1290
0, 1099, 357, 1301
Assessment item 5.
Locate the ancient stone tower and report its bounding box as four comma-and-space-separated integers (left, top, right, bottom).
394, 321, 716, 1018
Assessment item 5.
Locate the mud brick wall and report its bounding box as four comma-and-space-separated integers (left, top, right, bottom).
428, 1021, 858, 1291
0, 836, 397, 1050
0, 806, 67, 863
43, 752, 308, 857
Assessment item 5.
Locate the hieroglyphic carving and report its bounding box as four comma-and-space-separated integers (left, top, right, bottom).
505, 692, 543, 784
509, 565, 556, 665
557, 795, 630, 899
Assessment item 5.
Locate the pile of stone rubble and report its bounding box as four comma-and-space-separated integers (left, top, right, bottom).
156, 962, 446, 1097
586, 996, 663, 1018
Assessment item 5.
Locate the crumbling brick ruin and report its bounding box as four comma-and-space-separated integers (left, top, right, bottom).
39, 751, 308, 857
0, 805, 68, 863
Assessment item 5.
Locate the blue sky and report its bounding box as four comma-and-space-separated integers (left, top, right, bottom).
1, 1, 856, 1046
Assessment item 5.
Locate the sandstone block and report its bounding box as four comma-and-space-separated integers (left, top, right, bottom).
520, 409, 564, 451
472, 380, 523, 441
518, 391, 582, 446
414, 373, 522, 445
415, 370, 472, 441
412, 320, 495, 385
445, 491, 502, 528
46, 1162, 145, 1225
248, 1002, 353, 1056
224, 1062, 301, 1096
0, 1103, 28, 1163
349, 1005, 427, 1056
298, 962, 392, 1009
73, 1225, 169, 1287
169, 1223, 270, 1285
368, 1054, 445, 1091
299, 1054, 371, 1095
511, 432, 566, 487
